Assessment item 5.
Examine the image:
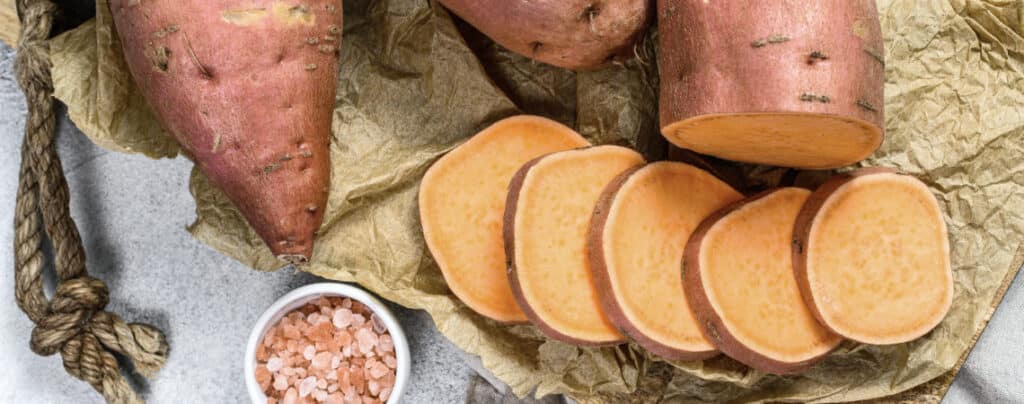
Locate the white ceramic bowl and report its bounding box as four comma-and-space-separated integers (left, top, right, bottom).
245, 283, 410, 403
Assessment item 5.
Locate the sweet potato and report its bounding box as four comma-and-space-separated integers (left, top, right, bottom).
109, 1, 341, 263
793, 168, 953, 344
684, 188, 842, 374
506, 146, 644, 345
657, 1, 885, 169
419, 116, 590, 323
587, 162, 742, 360
438, 0, 652, 70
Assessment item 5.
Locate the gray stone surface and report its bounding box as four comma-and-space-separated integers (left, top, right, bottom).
0, 44, 474, 403
1, 40, 1022, 403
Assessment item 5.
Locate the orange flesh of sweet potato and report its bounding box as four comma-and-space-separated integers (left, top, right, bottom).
419, 116, 590, 323
657, 0, 885, 169
506, 146, 645, 345
588, 162, 742, 360
685, 188, 842, 374
437, 0, 652, 70
794, 169, 953, 345
109, 1, 341, 263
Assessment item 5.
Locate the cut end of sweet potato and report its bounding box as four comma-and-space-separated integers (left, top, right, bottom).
685, 188, 842, 374
419, 116, 590, 323
794, 169, 953, 345
588, 162, 742, 360
662, 113, 883, 169
506, 145, 645, 345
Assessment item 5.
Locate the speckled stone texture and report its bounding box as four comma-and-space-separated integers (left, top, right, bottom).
0, 42, 1021, 403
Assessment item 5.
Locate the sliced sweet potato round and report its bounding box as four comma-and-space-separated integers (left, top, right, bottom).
588, 162, 743, 360
685, 188, 843, 374
506, 146, 645, 345
419, 116, 590, 323
793, 168, 953, 345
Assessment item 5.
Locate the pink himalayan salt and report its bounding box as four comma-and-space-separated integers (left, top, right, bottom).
267, 357, 284, 372
273, 375, 289, 391
382, 355, 396, 369
370, 314, 387, 334
377, 335, 393, 353
351, 314, 366, 328
326, 393, 344, 404
368, 362, 389, 379
256, 366, 273, 391
313, 351, 333, 369
341, 298, 352, 309
258, 298, 397, 404
300, 376, 317, 397
333, 309, 353, 328
354, 329, 378, 355
266, 397, 278, 404
283, 388, 298, 404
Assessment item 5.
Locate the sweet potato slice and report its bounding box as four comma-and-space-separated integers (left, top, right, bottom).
793, 168, 953, 345
419, 116, 590, 323
657, 0, 885, 169
685, 188, 843, 374
588, 162, 742, 360
506, 146, 644, 345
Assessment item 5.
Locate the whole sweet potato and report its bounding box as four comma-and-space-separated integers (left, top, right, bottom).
439, 0, 652, 70
658, 0, 885, 169
109, 0, 342, 263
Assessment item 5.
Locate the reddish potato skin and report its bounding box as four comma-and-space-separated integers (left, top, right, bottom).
439, 0, 652, 70
657, 1, 885, 163
791, 167, 898, 338
587, 165, 718, 361
503, 152, 625, 347
109, 1, 341, 263
684, 190, 837, 375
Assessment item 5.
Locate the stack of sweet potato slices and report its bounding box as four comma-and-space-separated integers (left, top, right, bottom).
420, 116, 952, 375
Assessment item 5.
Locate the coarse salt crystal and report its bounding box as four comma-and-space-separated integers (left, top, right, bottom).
333, 309, 353, 328
304, 345, 316, 360
273, 375, 289, 391
341, 298, 352, 309
281, 367, 296, 376
379, 387, 392, 401
314, 389, 329, 402
313, 351, 333, 369
369, 362, 389, 379
370, 314, 387, 334
331, 355, 342, 369
299, 376, 317, 397
328, 384, 339, 393
367, 380, 381, 396
355, 329, 378, 354
351, 314, 366, 328
307, 313, 322, 324
267, 357, 284, 372
283, 388, 298, 404
382, 354, 396, 369
378, 335, 393, 353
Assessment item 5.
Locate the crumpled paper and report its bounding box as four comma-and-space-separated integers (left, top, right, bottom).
22, 0, 1024, 401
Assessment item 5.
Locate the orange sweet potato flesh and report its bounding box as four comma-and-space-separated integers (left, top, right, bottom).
588, 162, 742, 360
685, 188, 842, 374
438, 0, 652, 70
658, 0, 885, 169
419, 116, 590, 323
793, 168, 953, 345
109, 1, 341, 264
506, 146, 644, 345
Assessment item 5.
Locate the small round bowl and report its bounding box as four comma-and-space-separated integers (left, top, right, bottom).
245, 283, 410, 403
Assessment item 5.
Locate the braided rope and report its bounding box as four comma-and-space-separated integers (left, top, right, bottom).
13, 1, 168, 402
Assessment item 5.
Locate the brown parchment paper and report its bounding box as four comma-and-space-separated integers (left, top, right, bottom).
10, 0, 1021, 401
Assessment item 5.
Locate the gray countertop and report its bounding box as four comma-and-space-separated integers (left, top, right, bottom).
0, 44, 1021, 404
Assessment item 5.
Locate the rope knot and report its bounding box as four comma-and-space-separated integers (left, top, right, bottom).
30, 276, 110, 356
